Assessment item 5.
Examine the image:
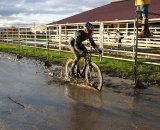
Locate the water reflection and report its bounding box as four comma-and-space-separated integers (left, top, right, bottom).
64, 84, 106, 130
65, 84, 103, 108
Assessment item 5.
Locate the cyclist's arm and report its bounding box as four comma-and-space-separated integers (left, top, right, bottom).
89, 36, 101, 53
90, 39, 97, 49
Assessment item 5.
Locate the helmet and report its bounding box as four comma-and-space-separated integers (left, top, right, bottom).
85, 22, 94, 30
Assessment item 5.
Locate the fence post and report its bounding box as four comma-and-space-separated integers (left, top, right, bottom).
7, 28, 8, 44
134, 11, 139, 86
99, 22, 104, 61
18, 27, 21, 54
34, 23, 37, 49
45, 27, 48, 49
59, 25, 62, 54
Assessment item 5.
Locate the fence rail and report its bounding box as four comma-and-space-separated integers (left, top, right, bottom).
0, 19, 160, 66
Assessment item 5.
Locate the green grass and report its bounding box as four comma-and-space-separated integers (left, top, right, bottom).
0, 42, 160, 83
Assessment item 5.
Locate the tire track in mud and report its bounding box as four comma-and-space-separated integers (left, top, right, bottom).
7, 96, 45, 114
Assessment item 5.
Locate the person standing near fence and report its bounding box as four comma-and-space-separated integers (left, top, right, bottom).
135, 0, 151, 37
114, 30, 123, 48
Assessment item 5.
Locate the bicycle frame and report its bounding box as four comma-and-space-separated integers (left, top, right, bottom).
76, 51, 93, 78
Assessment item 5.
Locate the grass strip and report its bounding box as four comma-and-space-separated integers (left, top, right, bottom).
0, 42, 159, 83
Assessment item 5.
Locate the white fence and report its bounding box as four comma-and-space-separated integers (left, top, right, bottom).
0, 19, 160, 65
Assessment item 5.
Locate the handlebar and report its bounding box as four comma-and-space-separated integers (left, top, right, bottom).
85, 50, 102, 61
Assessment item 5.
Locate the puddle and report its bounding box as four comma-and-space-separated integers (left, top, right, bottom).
0, 52, 160, 130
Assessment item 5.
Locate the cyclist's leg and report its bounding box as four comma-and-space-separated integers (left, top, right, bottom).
71, 53, 80, 76
76, 42, 87, 55
69, 38, 75, 53
75, 44, 88, 77
70, 44, 81, 77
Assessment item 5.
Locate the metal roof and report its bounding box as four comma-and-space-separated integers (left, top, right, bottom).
49, 0, 160, 25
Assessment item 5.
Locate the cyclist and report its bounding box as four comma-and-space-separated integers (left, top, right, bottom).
69, 22, 102, 77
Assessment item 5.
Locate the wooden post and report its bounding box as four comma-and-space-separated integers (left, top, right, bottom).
134, 11, 139, 85
99, 22, 104, 61
59, 25, 62, 54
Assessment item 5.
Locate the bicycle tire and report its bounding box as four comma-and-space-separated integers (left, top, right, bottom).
85, 62, 103, 91
65, 59, 74, 80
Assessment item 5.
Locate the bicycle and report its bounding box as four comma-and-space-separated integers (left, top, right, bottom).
65, 49, 103, 91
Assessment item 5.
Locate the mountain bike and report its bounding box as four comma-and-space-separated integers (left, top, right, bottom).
65, 50, 103, 91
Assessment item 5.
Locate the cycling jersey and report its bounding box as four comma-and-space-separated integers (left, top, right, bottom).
70, 30, 97, 52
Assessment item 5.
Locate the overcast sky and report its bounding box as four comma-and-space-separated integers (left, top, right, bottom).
0, 0, 120, 27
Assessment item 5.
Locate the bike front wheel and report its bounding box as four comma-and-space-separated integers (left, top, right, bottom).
85, 62, 103, 91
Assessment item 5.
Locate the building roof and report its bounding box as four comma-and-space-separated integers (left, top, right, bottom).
50, 0, 160, 25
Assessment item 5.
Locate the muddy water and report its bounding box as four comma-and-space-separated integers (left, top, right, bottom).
0, 53, 160, 130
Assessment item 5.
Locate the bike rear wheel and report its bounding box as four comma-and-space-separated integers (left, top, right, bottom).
65, 59, 74, 80
85, 62, 103, 91
65, 59, 81, 79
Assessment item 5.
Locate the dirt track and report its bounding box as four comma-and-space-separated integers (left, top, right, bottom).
0, 52, 160, 130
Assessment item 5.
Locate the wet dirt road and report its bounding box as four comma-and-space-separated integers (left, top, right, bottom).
0, 53, 160, 130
